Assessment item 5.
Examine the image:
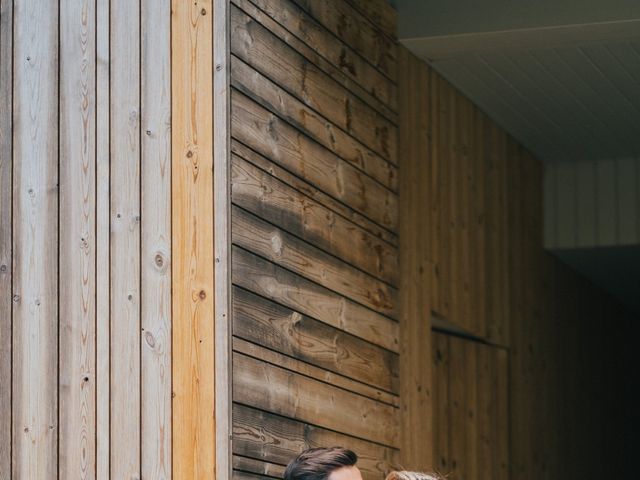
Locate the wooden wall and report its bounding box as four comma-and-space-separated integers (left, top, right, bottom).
398, 46, 630, 480
0, 1, 172, 477
228, 0, 400, 478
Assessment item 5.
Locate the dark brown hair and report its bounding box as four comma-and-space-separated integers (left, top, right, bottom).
284, 447, 358, 480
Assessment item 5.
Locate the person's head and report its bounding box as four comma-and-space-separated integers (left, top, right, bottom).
284, 447, 361, 480
385, 471, 443, 480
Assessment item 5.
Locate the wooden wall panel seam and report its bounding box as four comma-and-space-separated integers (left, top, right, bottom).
343, 0, 397, 41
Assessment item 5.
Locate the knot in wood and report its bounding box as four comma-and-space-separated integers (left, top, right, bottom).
199, 290, 207, 300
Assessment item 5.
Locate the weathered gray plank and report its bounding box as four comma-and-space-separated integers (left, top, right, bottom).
0, 0, 12, 473
233, 288, 399, 394
233, 352, 399, 446
233, 205, 397, 316
231, 153, 398, 285
231, 58, 398, 192
59, 0, 96, 477
12, 0, 59, 476
141, 0, 172, 477
232, 246, 399, 353
110, 0, 141, 477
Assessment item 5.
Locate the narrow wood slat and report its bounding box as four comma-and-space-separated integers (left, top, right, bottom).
233, 455, 284, 479
232, 205, 397, 317
427, 69, 442, 315
233, 336, 398, 406
110, 0, 141, 476
232, 246, 399, 353
432, 333, 450, 475
291, 0, 397, 81
141, 0, 171, 477
233, 352, 399, 447
246, 0, 396, 110
231, 57, 398, 192
232, 403, 399, 480
471, 106, 487, 339
231, 0, 397, 124
448, 336, 467, 479
344, 0, 397, 40
494, 349, 509, 480
233, 287, 399, 395
232, 91, 397, 231
95, 0, 110, 476
476, 344, 494, 480
231, 5, 397, 164
171, 1, 216, 478
0, 0, 13, 472
59, 0, 96, 477
231, 152, 398, 284
12, 0, 59, 476
464, 340, 479, 480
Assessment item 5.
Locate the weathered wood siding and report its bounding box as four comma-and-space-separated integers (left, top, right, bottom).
229, 0, 400, 478
0, 1, 172, 478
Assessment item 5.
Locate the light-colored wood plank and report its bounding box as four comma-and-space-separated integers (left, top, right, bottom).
231, 0, 396, 124
231, 57, 398, 192
95, 0, 110, 477
245, 0, 396, 110
397, 46, 434, 471
233, 287, 399, 395
0, 0, 13, 473
291, 0, 397, 81
233, 352, 398, 447
232, 246, 399, 353
232, 206, 397, 317
110, 0, 141, 477
230, 5, 397, 164
59, 0, 96, 477
141, 0, 172, 477
12, 0, 59, 476
231, 151, 398, 284
232, 91, 398, 231
171, 1, 216, 478
232, 403, 399, 480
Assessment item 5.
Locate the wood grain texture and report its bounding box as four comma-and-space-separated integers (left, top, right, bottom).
59, 0, 96, 477
232, 91, 397, 231
0, 0, 12, 474
231, 151, 398, 283
142, 0, 172, 477
231, 5, 397, 164
232, 246, 399, 353
232, 205, 397, 316
110, 0, 141, 477
233, 352, 399, 447
231, 57, 398, 192
232, 404, 399, 480
12, 0, 59, 477
233, 287, 399, 394
245, 0, 396, 110
397, 46, 434, 471
95, 0, 110, 477
344, 0, 397, 40
171, 1, 216, 478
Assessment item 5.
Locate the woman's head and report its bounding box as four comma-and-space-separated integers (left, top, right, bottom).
385, 471, 443, 480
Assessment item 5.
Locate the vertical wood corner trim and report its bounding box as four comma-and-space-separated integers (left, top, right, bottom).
172, 1, 216, 478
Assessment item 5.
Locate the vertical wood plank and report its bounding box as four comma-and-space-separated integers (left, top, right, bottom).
432, 333, 450, 475
214, 0, 231, 476
172, 1, 216, 478
398, 46, 433, 470
95, 0, 110, 477
448, 336, 466, 479
59, 0, 97, 477
0, 0, 12, 473
110, 0, 141, 477
141, 0, 172, 477
12, 0, 59, 476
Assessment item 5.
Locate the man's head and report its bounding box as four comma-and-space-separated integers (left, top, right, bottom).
283, 447, 361, 480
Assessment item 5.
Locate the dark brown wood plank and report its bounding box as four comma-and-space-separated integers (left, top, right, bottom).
345, 0, 397, 40
233, 352, 399, 446
231, 153, 398, 284
233, 287, 399, 393
231, 57, 397, 192
245, 0, 396, 109
291, 0, 397, 81
231, 4, 397, 164
232, 404, 399, 480
233, 456, 284, 479
232, 205, 397, 316
232, 246, 399, 353
232, 91, 397, 231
